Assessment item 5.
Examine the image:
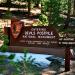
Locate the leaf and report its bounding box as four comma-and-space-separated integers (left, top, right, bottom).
0, 45, 8, 52
8, 54, 15, 60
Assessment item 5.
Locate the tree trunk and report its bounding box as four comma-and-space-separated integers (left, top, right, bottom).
28, 0, 31, 17
7, 0, 11, 11
48, 11, 51, 26
64, 0, 71, 29
73, 0, 75, 15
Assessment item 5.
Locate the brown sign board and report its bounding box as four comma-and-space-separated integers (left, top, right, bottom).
59, 37, 75, 46
4, 26, 75, 59
4, 19, 75, 48
10, 26, 59, 48
9, 19, 75, 47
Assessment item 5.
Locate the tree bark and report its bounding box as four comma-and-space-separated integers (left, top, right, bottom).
6, 0, 11, 11
65, 46, 71, 72
73, 0, 75, 15
64, 0, 71, 29
28, 0, 31, 17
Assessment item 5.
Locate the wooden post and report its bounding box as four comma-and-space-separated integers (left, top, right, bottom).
65, 45, 71, 72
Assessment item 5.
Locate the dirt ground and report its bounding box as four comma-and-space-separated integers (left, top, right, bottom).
41, 60, 75, 75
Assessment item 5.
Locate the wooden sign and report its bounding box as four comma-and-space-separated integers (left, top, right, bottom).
59, 37, 75, 46
10, 26, 59, 48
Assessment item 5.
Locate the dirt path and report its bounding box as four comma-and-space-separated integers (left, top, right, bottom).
41, 60, 75, 75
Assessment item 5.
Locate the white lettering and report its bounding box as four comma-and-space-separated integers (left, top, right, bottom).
24, 31, 35, 35
37, 31, 53, 35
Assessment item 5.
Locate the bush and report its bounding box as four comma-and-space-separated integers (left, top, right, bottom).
14, 49, 41, 75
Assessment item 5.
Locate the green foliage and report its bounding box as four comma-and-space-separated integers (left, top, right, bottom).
33, 14, 48, 26
39, 14, 48, 25
14, 50, 41, 75
0, 29, 15, 60
8, 54, 15, 60
60, 0, 68, 12
48, 0, 61, 26
0, 55, 8, 65
3, 11, 12, 19
41, 0, 48, 13
2, 35, 9, 45
0, 30, 15, 74
0, 45, 8, 52
0, 33, 9, 52
32, 0, 41, 7
0, 55, 7, 61
41, 0, 71, 28
41, 0, 64, 27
